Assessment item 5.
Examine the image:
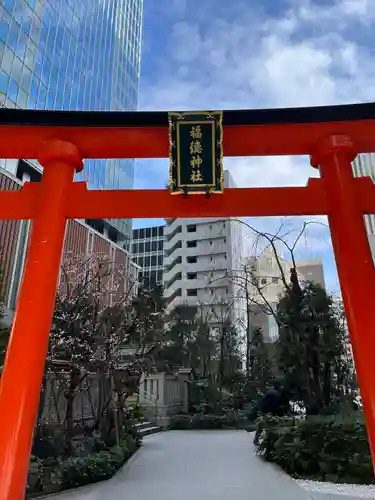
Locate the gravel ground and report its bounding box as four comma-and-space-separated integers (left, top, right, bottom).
297, 479, 375, 498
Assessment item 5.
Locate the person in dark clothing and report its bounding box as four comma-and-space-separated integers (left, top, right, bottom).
258, 384, 290, 417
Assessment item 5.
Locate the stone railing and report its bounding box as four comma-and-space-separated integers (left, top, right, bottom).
138, 368, 191, 427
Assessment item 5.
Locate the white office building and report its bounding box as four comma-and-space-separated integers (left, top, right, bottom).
163, 171, 245, 331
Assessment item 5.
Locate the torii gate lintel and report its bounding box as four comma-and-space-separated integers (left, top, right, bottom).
0, 106, 375, 499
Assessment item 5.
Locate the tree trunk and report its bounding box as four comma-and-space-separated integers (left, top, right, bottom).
64, 368, 79, 455
33, 372, 48, 442
219, 327, 225, 401
322, 360, 332, 407
245, 273, 251, 378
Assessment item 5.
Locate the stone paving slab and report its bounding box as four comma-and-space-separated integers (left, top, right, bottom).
47, 430, 313, 500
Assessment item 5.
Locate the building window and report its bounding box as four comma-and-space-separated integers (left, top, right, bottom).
157, 270, 163, 282
158, 226, 164, 237
261, 278, 267, 285
139, 242, 145, 253
145, 241, 151, 252
132, 243, 137, 254
152, 227, 158, 237
146, 227, 151, 238
187, 240, 197, 248
187, 272, 197, 280
187, 225, 196, 232
187, 256, 197, 264
152, 241, 157, 252
140, 228, 145, 238
151, 255, 157, 266
187, 289, 197, 296
158, 240, 163, 251
158, 255, 163, 266
272, 277, 278, 283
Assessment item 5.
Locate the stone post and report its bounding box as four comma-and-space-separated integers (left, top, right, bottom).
177, 368, 192, 414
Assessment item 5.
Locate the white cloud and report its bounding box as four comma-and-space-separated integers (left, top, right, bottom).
144, 2, 372, 153
137, 0, 375, 292
140, 0, 375, 185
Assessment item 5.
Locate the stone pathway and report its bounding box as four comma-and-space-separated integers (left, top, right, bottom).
48, 430, 312, 500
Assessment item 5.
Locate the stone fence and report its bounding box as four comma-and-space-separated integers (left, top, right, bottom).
138, 368, 192, 427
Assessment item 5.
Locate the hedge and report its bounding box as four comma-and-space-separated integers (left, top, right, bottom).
168, 413, 256, 431
27, 435, 141, 496
60, 436, 139, 489
254, 414, 374, 484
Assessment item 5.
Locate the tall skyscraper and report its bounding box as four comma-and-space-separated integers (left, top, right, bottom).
0, 0, 143, 240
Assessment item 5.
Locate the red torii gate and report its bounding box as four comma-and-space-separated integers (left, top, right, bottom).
0, 104, 375, 498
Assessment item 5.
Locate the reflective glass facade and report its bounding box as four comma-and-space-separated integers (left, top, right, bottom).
0, 0, 143, 237
132, 225, 164, 285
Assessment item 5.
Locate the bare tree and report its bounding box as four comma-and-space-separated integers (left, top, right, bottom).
41, 253, 164, 452
226, 219, 354, 412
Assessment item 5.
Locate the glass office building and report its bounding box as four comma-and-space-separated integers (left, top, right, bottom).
132, 225, 164, 285
0, 0, 143, 238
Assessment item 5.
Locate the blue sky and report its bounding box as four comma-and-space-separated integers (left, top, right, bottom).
133, 0, 375, 293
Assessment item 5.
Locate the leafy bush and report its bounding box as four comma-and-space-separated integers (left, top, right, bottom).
32, 424, 66, 459
254, 414, 374, 484
127, 403, 144, 421
189, 379, 225, 414
27, 434, 141, 495
60, 436, 140, 489
168, 413, 256, 430
240, 400, 261, 421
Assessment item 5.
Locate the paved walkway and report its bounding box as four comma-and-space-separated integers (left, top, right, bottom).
49, 430, 313, 500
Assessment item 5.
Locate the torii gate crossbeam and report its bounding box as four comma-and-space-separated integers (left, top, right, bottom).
0, 104, 375, 498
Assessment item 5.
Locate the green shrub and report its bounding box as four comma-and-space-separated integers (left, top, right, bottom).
60, 448, 123, 488
27, 434, 141, 495
254, 414, 374, 484
168, 413, 256, 430
60, 437, 140, 489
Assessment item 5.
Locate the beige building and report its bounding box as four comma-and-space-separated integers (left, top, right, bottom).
244, 248, 325, 343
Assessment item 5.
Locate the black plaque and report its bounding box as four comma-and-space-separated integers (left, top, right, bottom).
168, 111, 224, 195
